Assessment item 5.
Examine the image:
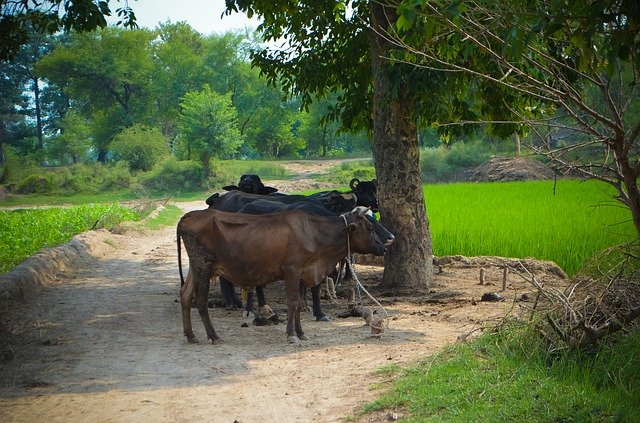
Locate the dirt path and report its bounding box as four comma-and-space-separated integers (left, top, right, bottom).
0, 161, 567, 422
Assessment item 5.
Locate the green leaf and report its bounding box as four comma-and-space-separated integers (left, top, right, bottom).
397, 14, 414, 32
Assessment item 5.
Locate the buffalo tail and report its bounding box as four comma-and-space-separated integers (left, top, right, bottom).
177, 228, 185, 286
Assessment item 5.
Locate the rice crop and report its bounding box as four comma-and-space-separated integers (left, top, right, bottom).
425, 179, 635, 275
0, 204, 141, 273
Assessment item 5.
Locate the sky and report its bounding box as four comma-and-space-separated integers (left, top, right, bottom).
111, 0, 260, 34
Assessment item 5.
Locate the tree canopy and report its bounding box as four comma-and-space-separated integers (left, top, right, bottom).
389, 0, 640, 237
178, 84, 243, 173
0, 0, 137, 60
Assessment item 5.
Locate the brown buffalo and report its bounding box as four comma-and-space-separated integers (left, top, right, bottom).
177, 207, 389, 345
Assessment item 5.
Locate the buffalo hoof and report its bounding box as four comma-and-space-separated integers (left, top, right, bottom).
287, 335, 301, 345
187, 337, 199, 344
259, 305, 276, 319
299, 334, 310, 341
316, 315, 332, 322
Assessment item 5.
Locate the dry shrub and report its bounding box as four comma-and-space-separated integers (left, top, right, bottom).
534, 243, 640, 351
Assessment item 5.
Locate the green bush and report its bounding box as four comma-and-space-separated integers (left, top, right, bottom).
215, 160, 291, 179
5, 163, 135, 197
318, 160, 376, 185
110, 124, 170, 172
142, 158, 206, 193
420, 146, 456, 182
0, 149, 19, 184
16, 174, 52, 194
100, 161, 134, 191
446, 141, 493, 167
420, 139, 518, 182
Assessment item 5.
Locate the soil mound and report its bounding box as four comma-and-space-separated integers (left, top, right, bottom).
466, 156, 555, 182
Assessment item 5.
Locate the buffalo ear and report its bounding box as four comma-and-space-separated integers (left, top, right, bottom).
222, 185, 240, 192
205, 193, 220, 205
341, 223, 357, 235
262, 187, 279, 194
349, 178, 360, 190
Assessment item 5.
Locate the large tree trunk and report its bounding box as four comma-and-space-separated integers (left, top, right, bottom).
369, 1, 433, 291
32, 75, 43, 150
97, 149, 108, 163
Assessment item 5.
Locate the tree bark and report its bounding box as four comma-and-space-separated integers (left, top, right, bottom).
97, 149, 108, 163
321, 123, 328, 157
32, 74, 44, 150
369, 1, 433, 291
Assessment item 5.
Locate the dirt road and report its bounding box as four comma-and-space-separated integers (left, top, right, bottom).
0, 161, 566, 422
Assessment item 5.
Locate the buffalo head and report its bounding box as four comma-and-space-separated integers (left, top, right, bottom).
350, 178, 378, 212
223, 174, 278, 195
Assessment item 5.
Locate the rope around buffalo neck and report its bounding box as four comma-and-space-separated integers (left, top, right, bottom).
341, 214, 388, 320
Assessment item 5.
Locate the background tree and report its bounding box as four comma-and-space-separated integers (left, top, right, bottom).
0, 49, 29, 167
298, 97, 337, 157
178, 85, 243, 175
110, 124, 170, 172
9, 27, 55, 150
46, 111, 92, 164
36, 27, 155, 161
150, 21, 210, 150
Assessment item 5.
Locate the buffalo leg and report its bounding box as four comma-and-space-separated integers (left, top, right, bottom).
194, 265, 220, 344
180, 269, 198, 343
285, 276, 304, 344
243, 289, 254, 317
220, 277, 243, 308
296, 283, 308, 340
256, 285, 266, 307
311, 283, 331, 322
255, 285, 275, 318
326, 277, 338, 301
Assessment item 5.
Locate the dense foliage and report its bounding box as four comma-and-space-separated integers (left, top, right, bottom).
0, 23, 372, 178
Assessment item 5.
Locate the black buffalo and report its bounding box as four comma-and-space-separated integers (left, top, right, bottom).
222, 174, 278, 195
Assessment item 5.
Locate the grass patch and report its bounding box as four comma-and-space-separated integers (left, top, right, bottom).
317, 159, 375, 185
143, 204, 184, 230
0, 204, 142, 273
425, 179, 635, 275
215, 159, 291, 180
362, 327, 640, 422
0, 191, 139, 207
373, 363, 403, 376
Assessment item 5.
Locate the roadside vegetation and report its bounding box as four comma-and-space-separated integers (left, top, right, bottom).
0, 203, 142, 273
361, 325, 640, 422
138, 204, 185, 231
0, 157, 291, 206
